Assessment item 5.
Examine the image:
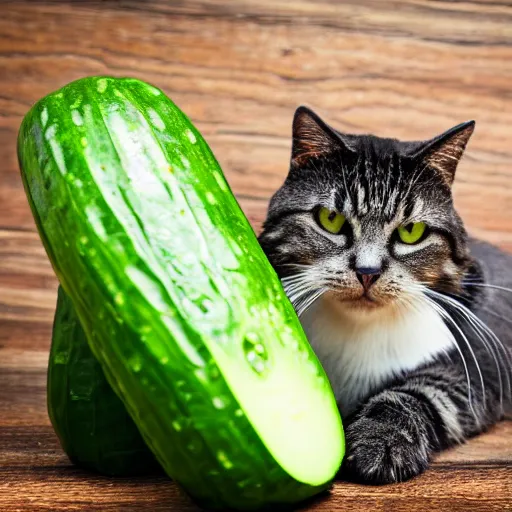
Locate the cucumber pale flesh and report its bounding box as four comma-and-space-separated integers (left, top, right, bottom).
18, 76, 344, 510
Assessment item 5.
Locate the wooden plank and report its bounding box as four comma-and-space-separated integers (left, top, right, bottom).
1, 424, 511, 512
1, 1, 512, 248
0, 469, 510, 512
1, 1, 512, 511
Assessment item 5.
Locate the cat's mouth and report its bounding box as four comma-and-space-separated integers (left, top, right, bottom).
327, 288, 387, 310
346, 294, 382, 309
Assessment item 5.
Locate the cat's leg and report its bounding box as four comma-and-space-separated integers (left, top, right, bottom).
339, 362, 501, 484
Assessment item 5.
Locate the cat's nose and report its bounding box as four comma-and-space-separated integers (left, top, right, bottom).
355, 267, 381, 290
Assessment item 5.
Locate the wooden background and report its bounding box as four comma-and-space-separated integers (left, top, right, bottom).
0, 1, 511, 510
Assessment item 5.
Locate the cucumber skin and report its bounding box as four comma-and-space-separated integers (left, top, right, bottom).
18, 76, 343, 510
48, 285, 160, 476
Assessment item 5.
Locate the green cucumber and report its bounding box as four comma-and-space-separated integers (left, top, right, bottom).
48, 285, 159, 476
18, 76, 344, 510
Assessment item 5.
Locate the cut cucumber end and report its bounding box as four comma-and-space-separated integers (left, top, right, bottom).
209, 335, 345, 486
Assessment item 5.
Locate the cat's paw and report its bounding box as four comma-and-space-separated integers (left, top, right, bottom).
340, 414, 431, 484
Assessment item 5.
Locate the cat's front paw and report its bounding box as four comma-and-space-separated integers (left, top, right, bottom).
340, 414, 431, 484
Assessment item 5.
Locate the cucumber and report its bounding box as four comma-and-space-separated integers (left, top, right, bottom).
49, 285, 159, 476
18, 76, 344, 510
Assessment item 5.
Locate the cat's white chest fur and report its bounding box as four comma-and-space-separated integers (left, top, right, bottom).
300, 298, 455, 417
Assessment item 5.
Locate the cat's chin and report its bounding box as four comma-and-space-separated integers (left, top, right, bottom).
322, 290, 402, 320
344, 296, 382, 310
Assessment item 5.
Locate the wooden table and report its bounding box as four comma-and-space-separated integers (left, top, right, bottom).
1, 1, 511, 510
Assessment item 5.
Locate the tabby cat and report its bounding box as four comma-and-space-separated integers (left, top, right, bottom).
259, 106, 512, 484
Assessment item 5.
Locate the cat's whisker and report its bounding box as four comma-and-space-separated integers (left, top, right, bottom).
281, 273, 314, 292
287, 289, 317, 305
281, 267, 312, 278
425, 288, 512, 404
288, 290, 319, 307
405, 161, 429, 203
339, 158, 352, 206
281, 271, 304, 280
281, 268, 334, 312
441, 289, 512, 328
412, 283, 512, 382
279, 262, 313, 271
436, 299, 505, 409
478, 307, 512, 327
460, 276, 483, 282
455, 307, 511, 401
423, 286, 511, 365
424, 302, 480, 419
462, 282, 512, 295
404, 285, 480, 419
282, 274, 327, 314
281, 277, 310, 290
284, 278, 319, 298
456, 310, 505, 407
281, 272, 307, 281
296, 288, 328, 317
291, 283, 323, 305
276, 263, 313, 279
422, 291, 488, 413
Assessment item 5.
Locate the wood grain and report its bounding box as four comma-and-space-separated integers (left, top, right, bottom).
0, 1, 511, 511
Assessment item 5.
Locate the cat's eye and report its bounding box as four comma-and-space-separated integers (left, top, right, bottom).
396, 222, 427, 244
316, 207, 346, 234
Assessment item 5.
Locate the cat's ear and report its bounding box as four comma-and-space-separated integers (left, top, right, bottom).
413, 121, 475, 186
291, 106, 349, 167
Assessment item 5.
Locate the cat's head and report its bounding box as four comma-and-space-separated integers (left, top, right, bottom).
259, 106, 475, 318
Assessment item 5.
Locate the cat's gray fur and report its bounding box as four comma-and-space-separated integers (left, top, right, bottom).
259, 107, 512, 484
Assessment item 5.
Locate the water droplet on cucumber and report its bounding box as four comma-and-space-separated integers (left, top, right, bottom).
207, 362, 220, 381
71, 110, 83, 126
246, 350, 257, 364
97, 78, 108, 93
44, 124, 57, 141
77, 235, 88, 255
129, 355, 142, 373
205, 191, 216, 205
217, 450, 233, 469
180, 154, 190, 169
114, 292, 125, 306
54, 353, 68, 365
245, 332, 258, 343
187, 441, 201, 454
254, 343, 265, 355
199, 297, 212, 313
147, 108, 165, 131
185, 129, 196, 143
214, 171, 228, 191
243, 334, 268, 375
212, 396, 225, 409
40, 108, 48, 128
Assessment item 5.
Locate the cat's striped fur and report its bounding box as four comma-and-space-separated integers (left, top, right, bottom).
259, 107, 512, 484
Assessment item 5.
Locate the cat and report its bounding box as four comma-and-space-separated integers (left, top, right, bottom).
258, 106, 512, 484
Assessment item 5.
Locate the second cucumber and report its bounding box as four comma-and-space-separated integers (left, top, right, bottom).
48, 285, 159, 476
